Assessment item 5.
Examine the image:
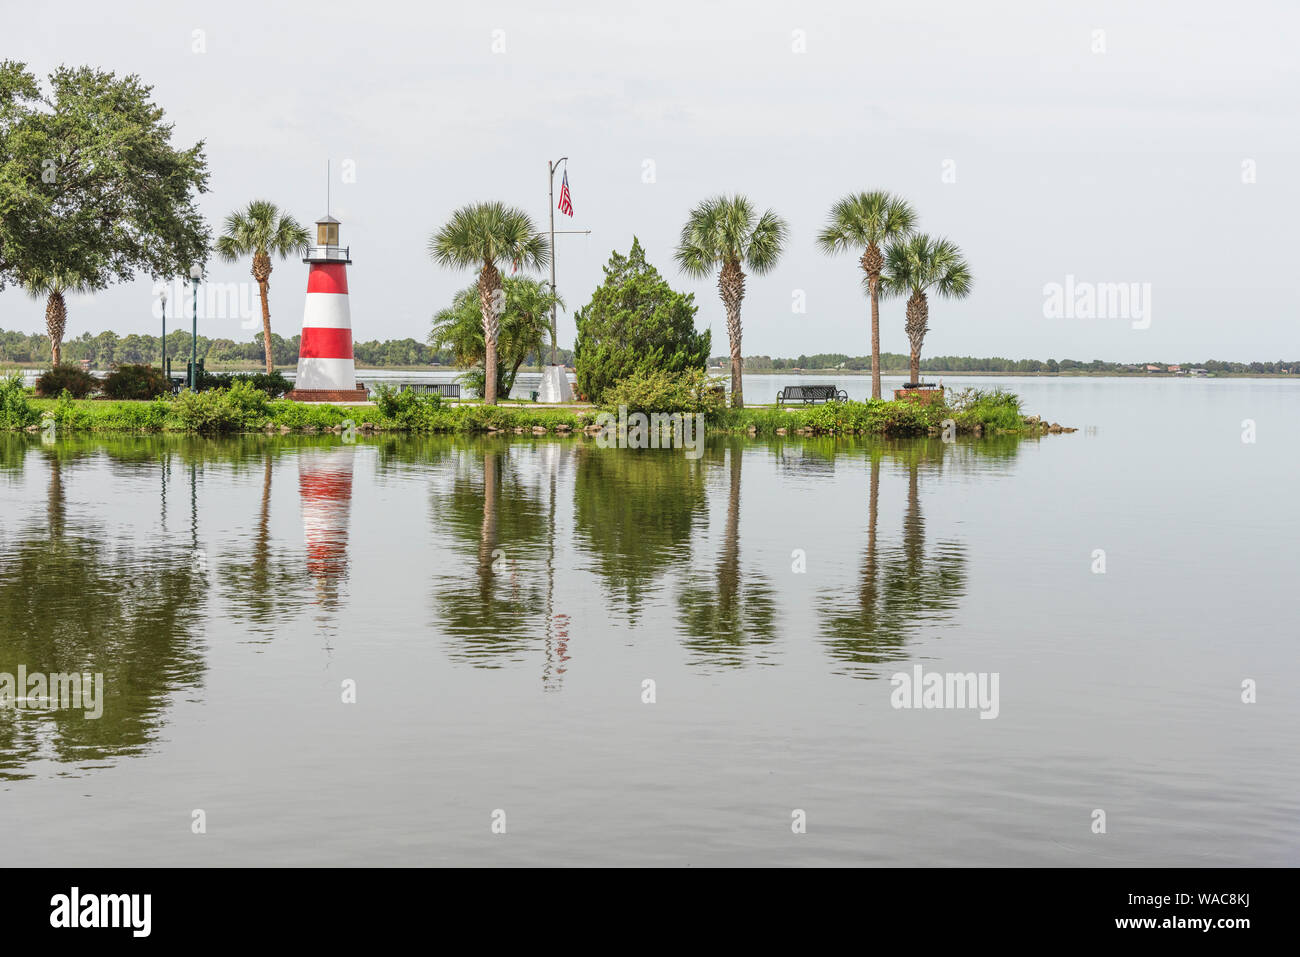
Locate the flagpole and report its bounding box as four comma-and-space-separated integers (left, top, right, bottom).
544, 157, 589, 392
548, 158, 561, 366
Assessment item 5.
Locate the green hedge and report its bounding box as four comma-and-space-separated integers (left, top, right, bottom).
718, 391, 1032, 437
9, 385, 1034, 437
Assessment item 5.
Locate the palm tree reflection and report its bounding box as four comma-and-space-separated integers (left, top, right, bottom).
217, 448, 308, 639
676, 441, 778, 668
431, 442, 549, 667
820, 441, 967, 678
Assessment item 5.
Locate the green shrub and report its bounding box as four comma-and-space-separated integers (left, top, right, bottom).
234, 370, 292, 397
34, 394, 172, 432
451, 405, 580, 434
949, 388, 1024, 431
374, 385, 443, 426
169, 381, 269, 433
599, 368, 726, 418
0, 374, 38, 429
225, 379, 271, 419
721, 398, 941, 437
101, 364, 171, 400
192, 369, 291, 396
263, 399, 354, 430
170, 390, 238, 433
35, 365, 99, 398
193, 369, 230, 391
573, 238, 711, 402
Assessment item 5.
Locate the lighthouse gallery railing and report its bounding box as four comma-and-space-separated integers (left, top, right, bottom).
303, 245, 351, 261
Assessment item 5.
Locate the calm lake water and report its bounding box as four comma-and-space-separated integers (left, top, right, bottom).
1, 376, 1296, 866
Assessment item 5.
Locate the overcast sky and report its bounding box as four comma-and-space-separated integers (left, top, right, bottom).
4, 0, 1297, 361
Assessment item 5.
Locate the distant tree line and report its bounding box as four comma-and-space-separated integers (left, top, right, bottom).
0, 327, 574, 369
737, 354, 1298, 374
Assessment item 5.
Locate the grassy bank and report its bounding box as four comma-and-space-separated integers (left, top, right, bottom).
1, 377, 1050, 438
716, 389, 1027, 436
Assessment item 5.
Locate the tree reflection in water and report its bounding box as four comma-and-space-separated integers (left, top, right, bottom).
0, 445, 205, 779
430, 441, 550, 668
676, 440, 778, 668
820, 440, 968, 678
572, 443, 706, 624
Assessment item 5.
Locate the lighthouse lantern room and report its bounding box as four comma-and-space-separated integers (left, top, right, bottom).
285, 214, 367, 402
314, 215, 343, 253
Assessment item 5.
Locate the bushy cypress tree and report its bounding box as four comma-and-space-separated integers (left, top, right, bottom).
573, 238, 711, 403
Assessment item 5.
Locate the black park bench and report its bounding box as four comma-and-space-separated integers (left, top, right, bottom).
777, 384, 848, 405
402, 383, 461, 399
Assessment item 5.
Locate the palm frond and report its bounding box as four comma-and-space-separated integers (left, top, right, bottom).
817, 191, 916, 255
22, 266, 93, 299
429, 202, 550, 272
675, 193, 786, 276
880, 233, 972, 299
746, 208, 788, 274
216, 201, 309, 261
428, 277, 561, 368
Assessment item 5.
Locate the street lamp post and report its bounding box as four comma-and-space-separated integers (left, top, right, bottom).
189, 265, 203, 390
160, 288, 167, 374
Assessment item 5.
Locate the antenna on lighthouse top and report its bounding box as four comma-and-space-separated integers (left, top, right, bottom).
326, 160, 331, 217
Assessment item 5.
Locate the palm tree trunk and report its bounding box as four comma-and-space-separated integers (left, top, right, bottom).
719, 443, 742, 612
870, 282, 883, 400
251, 253, 275, 375
258, 279, 273, 374
903, 460, 922, 564
862, 245, 883, 400
506, 357, 527, 398
478, 450, 499, 597
46, 291, 66, 367
718, 260, 746, 408
905, 291, 929, 386
47, 455, 65, 539
478, 263, 502, 405
860, 453, 880, 617
255, 453, 271, 573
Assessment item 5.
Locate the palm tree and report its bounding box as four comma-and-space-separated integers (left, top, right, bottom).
675, 195, 787, 408
25, 268, 92, 365
817, 192, 916, 400
430, 277, 561, 399
215, 201, 310, 374
881, 235, 973, 385
429, 203, 550, 405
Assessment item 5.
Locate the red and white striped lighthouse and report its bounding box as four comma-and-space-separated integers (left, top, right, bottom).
286, 215, 368, 403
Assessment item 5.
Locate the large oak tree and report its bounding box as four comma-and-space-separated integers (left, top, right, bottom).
0, 61, 210, 364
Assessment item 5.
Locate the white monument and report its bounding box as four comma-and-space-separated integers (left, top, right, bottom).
537, 365, 573, 403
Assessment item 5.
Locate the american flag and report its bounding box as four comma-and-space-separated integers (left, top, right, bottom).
557, 170, 574, 217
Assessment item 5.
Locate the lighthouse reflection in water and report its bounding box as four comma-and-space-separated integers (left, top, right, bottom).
298, 446, 355, 611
